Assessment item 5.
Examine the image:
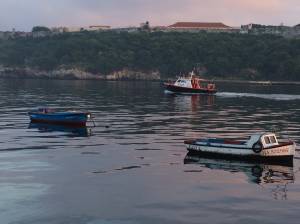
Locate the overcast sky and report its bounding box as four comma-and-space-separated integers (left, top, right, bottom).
0, 0, 299, 31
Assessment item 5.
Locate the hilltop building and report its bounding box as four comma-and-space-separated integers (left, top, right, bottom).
51, 25, 111, 33
0, 31, 14, 40
86, 25, 111, 31
51, 27, 69, 33
0, 30, 32, 39
241, 23, 288, 34
111, 26, 139, 33
167, 22, 239, 33
241, 23, 300, 38
140, 21, 150, 30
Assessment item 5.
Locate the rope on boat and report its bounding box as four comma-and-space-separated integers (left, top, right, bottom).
87, 112, 96, 127
90, 115, 96, 127
87, 113, 111, 128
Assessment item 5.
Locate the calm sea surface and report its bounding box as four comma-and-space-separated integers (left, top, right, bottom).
1, 79, 300, 224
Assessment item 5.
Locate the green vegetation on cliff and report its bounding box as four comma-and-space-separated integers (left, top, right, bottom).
0, 31, 299, 80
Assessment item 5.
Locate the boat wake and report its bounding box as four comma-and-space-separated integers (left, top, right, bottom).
217, 92, 300, 101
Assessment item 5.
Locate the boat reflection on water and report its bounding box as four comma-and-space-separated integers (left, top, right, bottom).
167, 94, 215, 111
184, 152, 294, 200
28, 122, 92, 137
190, 95, 215, 109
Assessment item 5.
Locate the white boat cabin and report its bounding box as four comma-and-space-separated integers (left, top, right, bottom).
174, 78, 193, 88
261, 133, 279, 147
173, 73, 216, 90
246, 133, 279, 148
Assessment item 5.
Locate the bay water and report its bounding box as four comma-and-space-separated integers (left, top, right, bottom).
0, 79, 300, 224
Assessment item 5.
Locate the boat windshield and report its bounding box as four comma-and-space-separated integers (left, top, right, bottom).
269, 136, 277, 143
38, 108, 54, 113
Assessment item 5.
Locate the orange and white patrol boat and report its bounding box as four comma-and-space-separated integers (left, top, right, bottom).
164, 72, 217, 94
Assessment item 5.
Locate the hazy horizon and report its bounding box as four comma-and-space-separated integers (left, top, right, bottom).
0, 0, 299, 31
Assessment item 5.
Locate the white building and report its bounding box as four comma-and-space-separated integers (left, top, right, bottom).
52, 25, 111, 33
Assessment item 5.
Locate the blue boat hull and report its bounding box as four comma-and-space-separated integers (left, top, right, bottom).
28, 111, 90, 127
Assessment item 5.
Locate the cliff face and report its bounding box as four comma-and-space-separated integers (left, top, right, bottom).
106, 69, 160, 80
0, 66, 161, 80
0, 67, 102, 79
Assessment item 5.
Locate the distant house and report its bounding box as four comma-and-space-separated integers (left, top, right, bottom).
241, 23, 300, 38
32, 31, 51, 38
151, 26, 168, 32
87, 25, 111, 31
111, 27, 139, 33
169, 22, 230, 29
0, 30, 33, 40
51, 27, 69, 33
139, 21, 151, 31
57, 25, 111, 33
0, 31, 17, 40
294, 24, 300, 29
0, 31, 6, 39
240, 23, 287, 34
15, 31, 32, 38
62, 27, 83, 32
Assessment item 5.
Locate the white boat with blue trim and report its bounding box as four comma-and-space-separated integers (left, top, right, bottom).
184, 133, 296, 163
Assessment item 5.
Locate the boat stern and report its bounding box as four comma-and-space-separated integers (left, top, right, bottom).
261, 142, 296, 158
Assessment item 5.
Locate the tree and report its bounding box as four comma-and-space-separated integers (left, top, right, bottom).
0, 31, 300, 80
32, 26, 51, 32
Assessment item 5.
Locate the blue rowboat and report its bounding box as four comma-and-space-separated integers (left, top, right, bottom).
28, 108, 91, 127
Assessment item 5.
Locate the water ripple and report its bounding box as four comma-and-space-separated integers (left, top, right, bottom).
217, 92, 300, 101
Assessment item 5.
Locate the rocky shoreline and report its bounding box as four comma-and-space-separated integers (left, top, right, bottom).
1, 66, 300, 85
0, 66, 161, 81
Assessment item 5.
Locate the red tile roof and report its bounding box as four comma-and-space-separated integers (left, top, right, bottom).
169, 22, 231, 29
